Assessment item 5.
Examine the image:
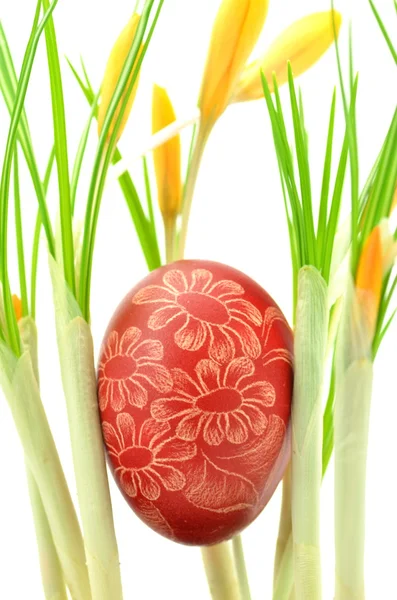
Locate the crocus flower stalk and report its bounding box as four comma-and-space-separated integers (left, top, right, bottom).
98, 13, 141, 142
334, 224, 394, 600
292, 267, 328, 600
152, 85, 182, 262
233, 10, 342, 102
178, 0, 269, 259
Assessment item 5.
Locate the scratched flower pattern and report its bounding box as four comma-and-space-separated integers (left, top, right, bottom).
132, 268, 263, 363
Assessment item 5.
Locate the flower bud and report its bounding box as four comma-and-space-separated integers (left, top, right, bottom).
199, 0, 269, 130
152, 85, 182, 221
356, 226, 382, 339
233, 10, 342, 102
12, 295, 23, 322
98, 13, 141, 142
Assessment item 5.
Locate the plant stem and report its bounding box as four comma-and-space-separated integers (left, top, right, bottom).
20, 317, 67, 600
232, 536, 251, 600
50, 258, 123, 600
177, 126, 208, 259
273, 464, 292, 587
0, 322, 91, 599
292, 267, 327, 600
273, 535, 293, 600
201, 543, 241, 600
164, 216, 176, 263
334, 282, 373, 600
26, 468, 67, 600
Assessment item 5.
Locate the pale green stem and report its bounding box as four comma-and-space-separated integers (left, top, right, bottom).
232, 536, 251, 600
20, 318, 67, 600
292, 267, 327, 600
273, 464, 292, 588
273, 535, 293, 600
177, 126, 208, 259
334, 282, 373, 600
201, 543, 241, 600
26, 468, 68, 600
50, 257, 123, 600
334, 360, 372, 600
164, 216, 177, 264
0, 322, 91, 600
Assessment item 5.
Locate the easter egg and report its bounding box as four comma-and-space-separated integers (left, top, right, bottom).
98, 260, 293, 546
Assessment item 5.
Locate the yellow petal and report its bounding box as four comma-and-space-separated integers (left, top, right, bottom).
98, 13, 141, 142
152, 85, 182, 220
233, 10, 342, 102
356, 226, 383, 338
199, 0, 269, 129
12, 295, 23, 322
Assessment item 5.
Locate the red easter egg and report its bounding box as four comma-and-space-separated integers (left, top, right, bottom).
98, 260, 293, 546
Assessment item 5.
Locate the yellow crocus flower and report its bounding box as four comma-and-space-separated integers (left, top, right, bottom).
233, 10, 342, 101
356, 226, 383, 339
199, 0, 269, 131
12, 295, 23, 322
152, 85, 182, 221
98, 13, 141, 141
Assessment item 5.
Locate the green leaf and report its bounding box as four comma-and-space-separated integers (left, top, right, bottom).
368, 0, 397, 66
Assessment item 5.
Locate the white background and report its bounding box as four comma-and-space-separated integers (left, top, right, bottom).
1, 0, 396, 598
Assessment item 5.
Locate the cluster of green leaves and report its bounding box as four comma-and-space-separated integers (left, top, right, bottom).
0, 0, 165, 356
262, 65, 353, 312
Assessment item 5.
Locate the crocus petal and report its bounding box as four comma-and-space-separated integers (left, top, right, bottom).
137, 471, 161, 501
203, 415, 225, 446
225, 414, 248, 444
12, 295, 22, 322
196, 359, 221, 392
148, 305, 184, 330
120, 326, 142, 354
190, 269, 213, 292
226, 298, 262, 325
241, 405, 268, 435
224, 356, 255, 388
152, 84, 182, 219
356, 226, 383, 338
199, 0, 269, 128
174, 318, 207, 352
151, 398, 193, 421
233, 10, 342, 102
98, 13, 141, 141
116, 412, 136, 447
242, 381, 276, 407
136, 363, 173, 392
132, 285, 176, 304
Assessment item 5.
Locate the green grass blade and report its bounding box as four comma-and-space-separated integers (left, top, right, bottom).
0, 0, 59, 354
287, 65, 316, 267
80, 0, 164, 320
42, 0, 75, 295
70, 92, 99, 214
13, 148, 29, 317
31, 149, 55, 319
142, 155, 158, 246
0, 23, 55, 256
368, 0, 397, 66
317, 90, 337, 259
